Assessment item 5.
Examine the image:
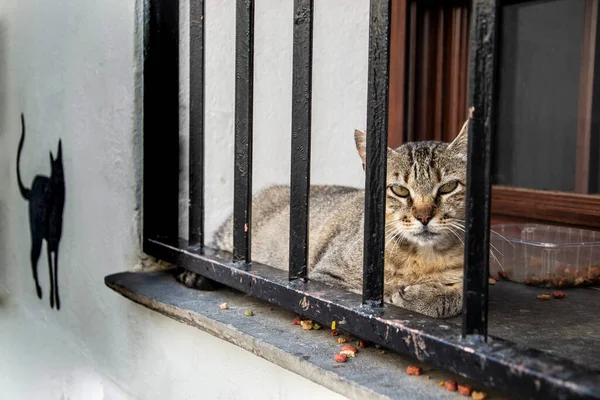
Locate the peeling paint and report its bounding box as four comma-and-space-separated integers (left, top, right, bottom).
300, 296, 309, 310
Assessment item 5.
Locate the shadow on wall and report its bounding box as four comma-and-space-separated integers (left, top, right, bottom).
16, 114, 66, 310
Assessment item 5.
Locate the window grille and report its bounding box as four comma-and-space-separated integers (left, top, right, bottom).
139, 1, 600, 398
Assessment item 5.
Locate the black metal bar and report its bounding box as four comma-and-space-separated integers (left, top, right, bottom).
142, 0, 179, 251
189, 0, 205, 248
289, 0, 314, 281
138, 239, 600, 400
462, 0, 497, 338
233, 0, 255, 263
362, 0, 391, 306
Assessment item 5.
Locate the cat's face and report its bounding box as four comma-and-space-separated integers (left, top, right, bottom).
355, 123, 468, 248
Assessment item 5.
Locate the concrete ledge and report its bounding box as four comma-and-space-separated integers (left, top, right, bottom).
105, 270, 505, 400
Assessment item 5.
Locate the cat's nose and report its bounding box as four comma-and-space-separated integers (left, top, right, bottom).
416, 214, 432, 225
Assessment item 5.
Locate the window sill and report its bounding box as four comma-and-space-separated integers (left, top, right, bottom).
105, 270, 505, 400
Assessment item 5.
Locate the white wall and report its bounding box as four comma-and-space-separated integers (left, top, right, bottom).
0, 0, 369, 399
180, 0, 369, 240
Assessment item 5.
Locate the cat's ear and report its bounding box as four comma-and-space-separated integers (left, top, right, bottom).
56, 140, 63, 161
354, 129, 367, 170
49, 151, 54, 164
447, 107, 474, 154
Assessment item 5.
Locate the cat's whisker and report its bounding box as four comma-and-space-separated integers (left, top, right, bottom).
489, 229, 516, 248
489, 242, 503, 257
446, 224, 505, 272
451, 218, 515, 248
450, 221, 505, 258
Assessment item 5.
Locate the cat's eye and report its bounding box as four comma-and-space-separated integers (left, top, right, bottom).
438, 181, 459, 195
390, 185, 410, 198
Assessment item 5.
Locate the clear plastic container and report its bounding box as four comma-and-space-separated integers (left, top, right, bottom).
489, 224, 600, 288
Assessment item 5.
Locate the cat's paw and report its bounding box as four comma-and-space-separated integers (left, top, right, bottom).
390, 283, 461, 319
176, 270, 222, 291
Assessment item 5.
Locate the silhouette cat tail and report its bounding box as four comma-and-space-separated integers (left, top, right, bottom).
17, 113, 30, 200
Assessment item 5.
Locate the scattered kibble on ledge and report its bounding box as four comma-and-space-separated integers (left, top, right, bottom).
471, 391, 488, 400
405, 365, 423, 376
300, 320, 313, 330
340, 344, 358, 357
458, 383, 472, 396
444, 380, 457, 391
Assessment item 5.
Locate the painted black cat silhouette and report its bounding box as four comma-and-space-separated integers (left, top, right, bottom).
16, 114, 65, 310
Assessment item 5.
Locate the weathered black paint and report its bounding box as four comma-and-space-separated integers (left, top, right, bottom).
362, 0, 391, 306
17, 114, 65, 310
462, 0, 497, 338
142, 239, 600, 400
143, 0, 179, 249
289, 0, 314, 281
189, 0, 205, 247
233, 0, 254, 264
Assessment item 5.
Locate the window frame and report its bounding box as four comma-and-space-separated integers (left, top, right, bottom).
388, 0, 600, 228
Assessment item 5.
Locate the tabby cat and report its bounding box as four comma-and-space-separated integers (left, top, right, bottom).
179, 119, 470, 318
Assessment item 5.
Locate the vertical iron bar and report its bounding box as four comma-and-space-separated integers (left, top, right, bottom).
289, 0, 314, 281
462, 0, 498, 338
362, 0, 392, 306
189, 0, 205, 247
233, 0, 255, 263
143, 0, 180, 251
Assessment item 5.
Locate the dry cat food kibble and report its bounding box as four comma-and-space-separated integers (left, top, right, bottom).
292, 315, 302, 325
537, 293, 551, 300
244, 309, 254, 316
405, 366, 423, 376
300, 320, 313, 330
340, 344, 358, 357
331, 330, 339, 337
334, 353, 347, 363
552, 291, 566, 299
513, 260, 600, 289
458, 384, 472, 396
219, 302, 228, 310
359, 340, 366, 348
312, 323, 322, 330
488, 278, 496, 285
471, 391, 488, 400
337, 337, 347, 344
444, 380, 458, 391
